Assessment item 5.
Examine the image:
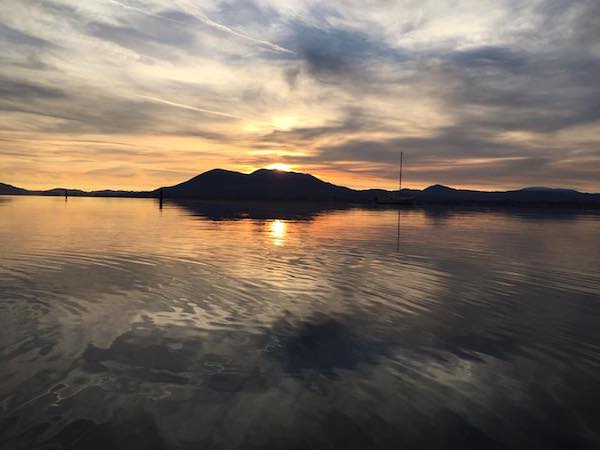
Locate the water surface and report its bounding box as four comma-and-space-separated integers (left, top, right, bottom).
1, 196, 599, 449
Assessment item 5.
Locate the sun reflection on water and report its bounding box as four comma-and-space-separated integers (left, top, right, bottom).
270, 219, 287, 246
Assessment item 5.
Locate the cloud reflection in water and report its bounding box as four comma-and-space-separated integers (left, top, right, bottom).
0, 197, 599, 449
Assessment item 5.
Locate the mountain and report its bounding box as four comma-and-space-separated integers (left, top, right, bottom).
159, 168, 366, 202
418, 184, 600, 206
1, 169, 600, 207
42, 188, 87, 196
521, 187, 578, 193
159, 170, 600, 206
0, 184, 152, 198
0, 182, 27, 195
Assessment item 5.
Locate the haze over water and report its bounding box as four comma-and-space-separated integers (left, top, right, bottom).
1, 196, 599, 449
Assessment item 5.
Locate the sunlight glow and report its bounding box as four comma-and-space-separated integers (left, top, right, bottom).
270, 219, 287, 246
271, 116, 298, 131
266, 163, 292, 172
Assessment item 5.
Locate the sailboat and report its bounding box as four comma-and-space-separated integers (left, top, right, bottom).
376, 152, 415, 206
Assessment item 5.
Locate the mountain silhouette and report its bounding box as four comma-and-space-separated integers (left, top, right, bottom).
1, 169, 599, 207
418, 184, 600, 205
0, 182, 27, 195
158, 168, 366, 202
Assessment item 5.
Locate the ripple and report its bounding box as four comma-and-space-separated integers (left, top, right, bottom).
1, 198, 600, 449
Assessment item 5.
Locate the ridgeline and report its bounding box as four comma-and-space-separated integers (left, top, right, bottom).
2, 169, 599, 207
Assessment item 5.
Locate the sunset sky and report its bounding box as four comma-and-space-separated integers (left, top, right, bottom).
1, 0, 599, 191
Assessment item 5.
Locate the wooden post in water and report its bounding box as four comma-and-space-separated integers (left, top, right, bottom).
159, 188, 164, 209
64, 189, 68, 201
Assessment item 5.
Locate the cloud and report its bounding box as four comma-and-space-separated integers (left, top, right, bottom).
285, 23, 398, 77
108, 0, 294, 54
0, 77, 67, 100
0, 22, 53, 48
139, 95, 244, 119
0, 0, 599, 190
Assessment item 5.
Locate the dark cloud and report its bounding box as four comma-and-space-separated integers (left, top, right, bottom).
86, 11, 200, 59
431, 51, 600, 133
280, 22, 408, 85
273, 124, 527, 169
0, 21, 55, 70
0, 77, 67, 100
0, 23, 53, 48
215, 0, 281, 27
432, 2, 600, 135
450, 46, 528, 72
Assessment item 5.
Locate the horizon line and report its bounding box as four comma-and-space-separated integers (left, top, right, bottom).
1, 167, 597, 195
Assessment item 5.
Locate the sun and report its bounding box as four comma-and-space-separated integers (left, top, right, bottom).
266, 163, 292, 172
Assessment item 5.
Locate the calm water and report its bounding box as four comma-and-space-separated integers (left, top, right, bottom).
1, 196, 599, 449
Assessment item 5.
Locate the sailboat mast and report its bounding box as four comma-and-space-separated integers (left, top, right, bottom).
398, 152, 403, 192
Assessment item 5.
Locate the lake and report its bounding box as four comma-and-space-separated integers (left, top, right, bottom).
1, 196, 599, 449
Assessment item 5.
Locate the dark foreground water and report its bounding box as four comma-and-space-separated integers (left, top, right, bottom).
1, 196, 599, 450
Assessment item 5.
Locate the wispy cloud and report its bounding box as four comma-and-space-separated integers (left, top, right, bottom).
108, 0, 294, 54
139, 95, 244, 119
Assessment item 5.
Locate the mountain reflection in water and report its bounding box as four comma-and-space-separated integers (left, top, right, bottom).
0, 196, 599, 450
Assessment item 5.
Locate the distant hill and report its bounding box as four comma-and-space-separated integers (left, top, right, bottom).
1, 169, 599, 207
42, 188, 87, 196
158, 168, 368, 202
0, 184, 152, 198
0, 182, 27, 195
418, 184, 600, 206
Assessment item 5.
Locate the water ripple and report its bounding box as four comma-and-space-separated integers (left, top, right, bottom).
0, 198, 599, 449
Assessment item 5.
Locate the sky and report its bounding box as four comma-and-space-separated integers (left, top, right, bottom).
1, 0, 599, 192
